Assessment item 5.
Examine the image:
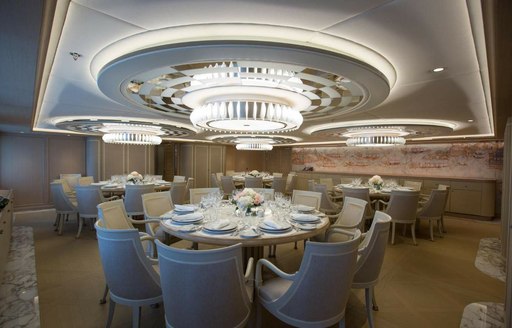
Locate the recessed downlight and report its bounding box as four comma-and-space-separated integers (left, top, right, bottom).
432, 67, 445, 73
467, 119, 474, 123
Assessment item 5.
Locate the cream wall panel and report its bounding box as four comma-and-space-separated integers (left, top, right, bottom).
194, 145, 209, 188
209, 145, 224, 179
180, 144, 194, 180
48, 137, 85, 181
103, 143, 125, 179
86, 138, 101, 181
235, 151, 265, 172
0, 135, 47, 208
225, 146, 236, 173
127, 145, 148, 174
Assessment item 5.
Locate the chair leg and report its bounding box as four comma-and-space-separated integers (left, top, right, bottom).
54, 214, 60, 231
411, 223, 417, 246
429, 219, 434, 241
76, 217, 84, 239
58, 214, 66, 235
106, 299, 116, 328
441, 216, 447, 233
391, 222, 396, 245
437, 219, 443, 237
268, 245, 276, 258
365, 288, 375, 328
132, 306, 141, 328
99, 284, 109, 304
372, 286, 379, 311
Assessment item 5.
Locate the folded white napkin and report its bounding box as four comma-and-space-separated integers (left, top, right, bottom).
174, 204, 197, 212
291, 213, 319, 222
262, 218, 286, 230
209, 219, 231, 230
172, 212, 203, 222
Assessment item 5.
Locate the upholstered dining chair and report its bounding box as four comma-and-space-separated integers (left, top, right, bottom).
314, 196, 367, 242
221, 175, 236, 197
170, 181, 187, 205
78, 176, 94, 186
245, 176, 263, 188
307, 179, 316, 191
60, 173, 81, 191
210, 173, 221, 188
75, 185, 118, 238
320, 177, 344, 202
378, 190, 420, 245
341, 186, 376, 229
291, 190, 322, 210
404, 180, 422, 191
173, 175, 186, 182
272, 172, 283, 177
50, 182, 78, 236
314, 184, 342, 220
184, 178, 194, 204
124, 184, 155, 217
330, 211, 392, 328
189, 187, 221, 204
95, 221, 162, 328
417, 189, 448, 241
256, 230, 361, 328
141, 191, 174, 242
285, 174, 297, 196
271, 177, 286, 194
156, 242, 254, 328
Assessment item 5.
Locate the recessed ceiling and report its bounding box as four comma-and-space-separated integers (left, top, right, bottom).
29, 0, 494, 145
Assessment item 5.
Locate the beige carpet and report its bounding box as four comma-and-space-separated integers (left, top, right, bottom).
15, 212, 505, 328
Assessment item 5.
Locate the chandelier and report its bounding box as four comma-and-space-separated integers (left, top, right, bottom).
99, 123, 163, 145
234, 137, 274, 151
344, 126, 408, 147
236, 143, 273, 151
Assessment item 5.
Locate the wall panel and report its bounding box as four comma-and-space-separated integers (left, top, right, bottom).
194, 145, 209, 188
103, 143, 125, 179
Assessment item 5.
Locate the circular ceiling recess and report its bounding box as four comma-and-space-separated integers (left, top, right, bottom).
97, 41, 391, 123
315, 124, 454, 140
55, 119, 194, 137
206, 134, 302, 145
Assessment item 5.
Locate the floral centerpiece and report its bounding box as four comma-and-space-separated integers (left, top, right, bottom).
368, 175, 383, 190
232, 188, 264, 214
248, 170, 260, 177
126, 171, 143, 184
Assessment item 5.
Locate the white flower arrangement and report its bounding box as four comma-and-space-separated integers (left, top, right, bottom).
368, 175, 383, 189
248, 170, 260, 177
232, 188, 264, 210
127, 171, 143, 184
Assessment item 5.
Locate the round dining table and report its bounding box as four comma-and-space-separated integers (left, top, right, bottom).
159, 204, 330, 261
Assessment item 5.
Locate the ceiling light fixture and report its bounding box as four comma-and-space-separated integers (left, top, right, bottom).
236, 143, 273, 151
99, 123, 163, 145
432, 67, 445, 73
343, 126, 408, 147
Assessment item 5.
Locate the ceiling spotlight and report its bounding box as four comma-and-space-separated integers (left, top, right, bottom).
467, 119, 474, 123
343, 126, 408, 147
432, 67, 445, 73
99, 123, 163, 145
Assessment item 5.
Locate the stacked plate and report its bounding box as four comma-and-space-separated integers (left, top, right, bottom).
174, 204, 199, 214
258, 219, 292, 234
203, 220, 238, 235
171, 212, 203, 225
290, 213, 321, 224
295, 205, 315, 213
162, 220, 201, 232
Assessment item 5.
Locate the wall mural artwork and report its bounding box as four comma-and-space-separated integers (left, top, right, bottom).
291, 142, 503, 179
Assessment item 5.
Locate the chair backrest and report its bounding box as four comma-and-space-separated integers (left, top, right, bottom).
226, 170, 236, 176
185, 178, 194, 203
341, 186, 373, 217
292, 190, 322, 210
142, 191, 174, 236
54, 178, 74, 194
95, 222, 161, 303
385, 190, 420, 223
285, 174, 296, 193
97, 199, 133, 229
417, 189, 448, 219
124, 184, 155, 216
50, 182, 77, 213
156, 242, 251, 328
251, 188, 275, 201
75, 185, 104, 218
319, 178, 334, 191
189, 188, 220, 204
173, 175, 186, 182
220, 176, 236, 196
170, 182, 187, 205
271, 177, 286, 194
210, 173, 221, 188
60, 173, 81, 190
78, 176, 94, 186
272, 172, 283, 178
333, 196, 368, 229
352, 211, 391, 287
215, 172, 224, 182
404, 180, 422, 191
264, 232, 361, 327
314, 184, 338, 212
244, 176, 263, 188
438, 184, 450, 210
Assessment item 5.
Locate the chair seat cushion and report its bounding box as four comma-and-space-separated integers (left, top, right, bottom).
258, 277, 293, 302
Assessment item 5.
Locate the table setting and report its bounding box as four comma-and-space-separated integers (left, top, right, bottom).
336, 175, 413, 195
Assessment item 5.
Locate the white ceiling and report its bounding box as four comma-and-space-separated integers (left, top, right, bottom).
4, 0, 496, 145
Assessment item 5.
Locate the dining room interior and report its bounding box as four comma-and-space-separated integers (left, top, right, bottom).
0, 0, 511, 327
